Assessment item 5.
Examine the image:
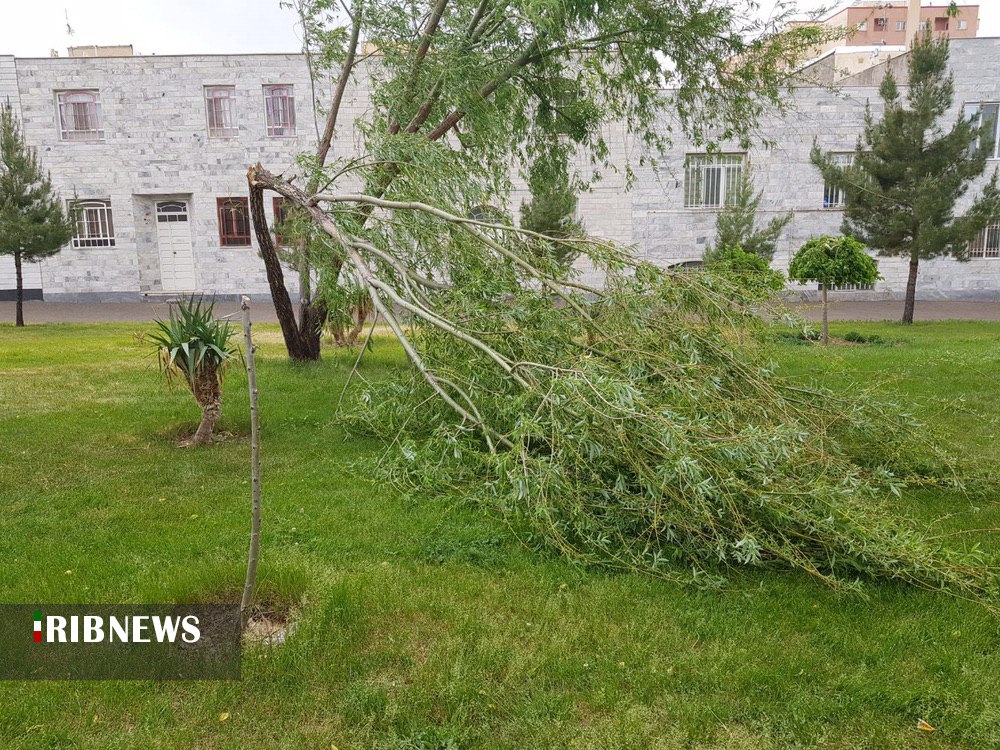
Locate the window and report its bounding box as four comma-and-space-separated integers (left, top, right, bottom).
963, 102, 999, 159
968, 225, 1000, 259
684, 154, 744, 209
57, 90, 103, 141
919, 20, 928, 31
819, 283, 875, 292
823, 153, 854, 208
263, 85, 296, 137
272, 197, 290, 245
217, 197, 251, 246
71, 200, 115, 247
874, 17, 888, 31
934, 17, 949, 32
895, 21, 906, 31
205, 86, 237, 138
958, 20, 968, 31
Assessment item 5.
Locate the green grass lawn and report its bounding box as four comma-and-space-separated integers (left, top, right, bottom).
0, 320, 997, 749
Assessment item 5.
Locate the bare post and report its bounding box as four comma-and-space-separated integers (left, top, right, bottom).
240, 296, 262, 630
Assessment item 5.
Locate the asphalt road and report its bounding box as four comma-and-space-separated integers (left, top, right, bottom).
0, 299, 998, 324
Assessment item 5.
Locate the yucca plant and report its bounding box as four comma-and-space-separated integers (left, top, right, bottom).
148, 297, 239, 446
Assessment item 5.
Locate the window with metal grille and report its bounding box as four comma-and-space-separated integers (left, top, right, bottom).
264, 85, 296, 137
71, 200, 115, 247
823, 152, 854, 208
968, 224, 1000, 259
818, 283, 875, 292
272, 197, 290, 245
684, 154, 745, 209
205, 86, 238, 138
874, 17, 888, 31
963, 102, 999, 159
57, 90, 103, 141
217, 197, 251, 246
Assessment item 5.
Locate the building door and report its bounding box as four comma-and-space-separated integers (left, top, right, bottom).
0, 254, 43, 301
155, 201, 197, 292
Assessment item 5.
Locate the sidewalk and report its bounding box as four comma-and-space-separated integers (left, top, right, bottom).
0, 301, 281, 324
0, 300, 997, 324
786, 300, 999, 322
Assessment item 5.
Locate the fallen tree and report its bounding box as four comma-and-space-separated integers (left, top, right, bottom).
246, 1, 994, 601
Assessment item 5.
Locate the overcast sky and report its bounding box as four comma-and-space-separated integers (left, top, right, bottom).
0, 0, 996, 58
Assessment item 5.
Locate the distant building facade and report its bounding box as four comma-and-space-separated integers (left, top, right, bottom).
0, 35, 998, 302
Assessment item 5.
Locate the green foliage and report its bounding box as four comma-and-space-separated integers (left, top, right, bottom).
788, 235, 881, 289
702, 245, 786, 299
519, 146, 584, 272
811, 33, 1000, 265
0, 101, 74, 262
147, 297, 239, 386
844, 331, 890, 345
704, 165, 791, 261
343, 257, 990, 598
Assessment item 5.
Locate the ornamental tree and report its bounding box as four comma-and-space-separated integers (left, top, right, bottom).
0, 102, 74, 327
811, 32, 1000, 324
788, 234, 881, 344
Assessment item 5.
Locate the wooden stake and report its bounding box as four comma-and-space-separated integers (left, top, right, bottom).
240, 296, 262, 630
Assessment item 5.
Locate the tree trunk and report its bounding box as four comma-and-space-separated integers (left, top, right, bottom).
902, 253, 919, 325
14, 251, 24, 327
240, 297, 262, 630
247, 168, 323, 361
186, 366, 222, 445
821, 284, 829, 345
347, 304, 369, 346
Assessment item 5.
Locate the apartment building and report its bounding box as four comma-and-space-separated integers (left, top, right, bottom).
0, 36, 997, 302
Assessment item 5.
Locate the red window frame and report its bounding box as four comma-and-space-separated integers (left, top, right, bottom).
263, 85, 296, 137
217, 197, 251, 247
205, 86, 238, 138
57, 90, 103, 141
272, 197, 289, 245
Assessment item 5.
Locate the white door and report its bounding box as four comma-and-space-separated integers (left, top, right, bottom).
0, 254, 43, 297
155, 201, 197, 292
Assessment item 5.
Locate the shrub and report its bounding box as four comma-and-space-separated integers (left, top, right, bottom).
148, 297, 239, 445
703, 245, 786, 299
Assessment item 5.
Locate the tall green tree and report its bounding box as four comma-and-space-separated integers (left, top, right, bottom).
519, 145, 584, 274
0, 102, 74, 327
812, 33, 1000, 324
704, 163, 791, 263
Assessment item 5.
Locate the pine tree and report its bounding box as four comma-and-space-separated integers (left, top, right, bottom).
0, 102, 74, 326
812, 33, 1000, 324
519, 146, 584, 275
704, 163, 791, 263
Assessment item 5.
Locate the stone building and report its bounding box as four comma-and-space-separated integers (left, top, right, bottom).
0, 35, 998, 302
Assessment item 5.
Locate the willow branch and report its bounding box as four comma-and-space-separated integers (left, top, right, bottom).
315, 0, 363, 172
388, 0, 450, 135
